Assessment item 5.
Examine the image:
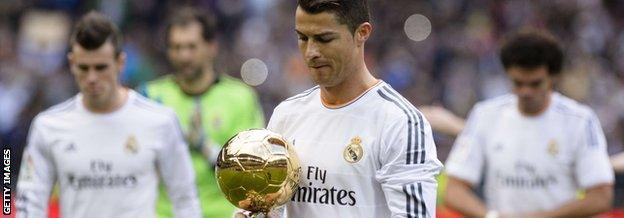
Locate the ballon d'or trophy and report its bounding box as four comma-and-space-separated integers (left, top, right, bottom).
215, 129, 301, 218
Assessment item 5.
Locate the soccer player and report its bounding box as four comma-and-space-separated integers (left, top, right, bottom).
15, 12, 201, 218
138, 7, 265, 218
444, 30, 614, 218
240, 0, 443, 217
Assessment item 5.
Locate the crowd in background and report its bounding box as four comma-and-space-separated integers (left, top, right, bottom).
1, 0, 624, 207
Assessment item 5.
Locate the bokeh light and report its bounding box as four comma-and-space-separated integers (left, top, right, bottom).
241, 58, 269, 86
404, 14, 432, 42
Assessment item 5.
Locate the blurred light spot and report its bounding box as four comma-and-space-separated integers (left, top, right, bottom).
404, 14, 432, 42
241, 58, 268, 86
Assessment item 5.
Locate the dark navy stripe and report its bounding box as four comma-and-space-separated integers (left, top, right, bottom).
377, 89, 414, 164
415, 111, 426, 164
378, 86, 418, 164
403, 185, 413, 218
16, 193, 29, 218
382, 86, 424, 164
284, 86, 319, 102
385, 86, 425, 164
410, 184, 419, 218
418, 183, 427, 218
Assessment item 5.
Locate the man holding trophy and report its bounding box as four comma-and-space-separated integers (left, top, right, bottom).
225, 0, 443, 217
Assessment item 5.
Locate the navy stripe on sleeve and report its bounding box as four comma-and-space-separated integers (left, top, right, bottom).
377, 89, 417, 164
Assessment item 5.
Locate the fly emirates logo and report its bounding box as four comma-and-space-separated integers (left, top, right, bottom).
291, 166, 356, 206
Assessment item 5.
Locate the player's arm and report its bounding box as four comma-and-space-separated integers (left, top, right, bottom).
157, 114, 202, 218
16, 119, 56, 218
525, 112, 614, 218
444, 176, 488, 218
419, 106, 465, 137
610, 151, 624, 173
376, 114, 443, 218
522, 184, 612, 218
443, 105, 489, 218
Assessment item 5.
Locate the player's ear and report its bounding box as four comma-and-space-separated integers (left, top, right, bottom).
355, 22, 372, 47
67, 52, 74, 65
116, 52, 127, 73
67, 52, 76, 75
206, 41, 219, 59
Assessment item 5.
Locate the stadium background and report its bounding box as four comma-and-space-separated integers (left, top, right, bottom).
1, 0, 623, 217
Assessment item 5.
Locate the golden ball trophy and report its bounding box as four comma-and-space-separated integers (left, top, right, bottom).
215, 129, 301, 218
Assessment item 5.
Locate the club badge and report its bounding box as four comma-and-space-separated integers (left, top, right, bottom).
344, 136, 364, 163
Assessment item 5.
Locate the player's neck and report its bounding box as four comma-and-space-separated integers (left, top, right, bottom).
519, 92, 552, 117
176, 65, 215, 96
320, 68, 378, 107
83, 87, 129, 114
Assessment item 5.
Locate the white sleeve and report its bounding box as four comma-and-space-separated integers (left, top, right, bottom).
157, 114, 202, 218
375, 114, 443, 218
444, 105, 486, 185
574, 111, 614, 188
16, 118, 55, 218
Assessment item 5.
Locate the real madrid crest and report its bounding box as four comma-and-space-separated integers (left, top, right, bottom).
344, 136, 364, 163
547, 139, 558, 156
125, 135, 139, 154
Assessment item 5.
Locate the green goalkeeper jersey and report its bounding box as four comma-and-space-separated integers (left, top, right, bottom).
139, 74, 265, 218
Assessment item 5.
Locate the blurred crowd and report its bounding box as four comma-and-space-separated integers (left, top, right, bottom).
1, 0, 624, 206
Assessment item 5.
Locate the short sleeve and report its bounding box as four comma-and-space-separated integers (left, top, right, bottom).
574, 111, 614, 188
445, 105, 486, 185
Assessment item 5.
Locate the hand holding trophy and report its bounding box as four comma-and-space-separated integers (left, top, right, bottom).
215, 129, 301, 218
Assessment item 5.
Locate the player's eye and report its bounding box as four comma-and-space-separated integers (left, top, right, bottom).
317, 36, 334, 43
298, 35, 308, 42
188, 43, 197, 51
78, 65, 89, 72
95, 64, 108, 71
529, 80, 543, 88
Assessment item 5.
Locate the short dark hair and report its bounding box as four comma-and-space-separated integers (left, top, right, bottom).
500, 30, 564, 76
166, 7, 217, 44
70, 11, 123, 56
297, 0, 370, 34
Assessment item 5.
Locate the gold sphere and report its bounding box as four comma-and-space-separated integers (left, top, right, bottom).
215, 129, 301, 214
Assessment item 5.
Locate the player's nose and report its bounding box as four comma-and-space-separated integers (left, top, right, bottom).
305, 42, 321, 61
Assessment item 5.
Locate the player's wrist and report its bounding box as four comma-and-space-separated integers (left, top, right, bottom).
485, 210, 499, 218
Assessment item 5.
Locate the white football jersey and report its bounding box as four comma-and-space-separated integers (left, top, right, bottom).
267, 81, 443, 218
16, 90, 201, 218
445, 92, 614, 214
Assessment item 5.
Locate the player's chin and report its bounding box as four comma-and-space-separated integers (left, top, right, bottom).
309, 67, 332, 78
83, 88, 103, 98
177, 67, 200, 78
